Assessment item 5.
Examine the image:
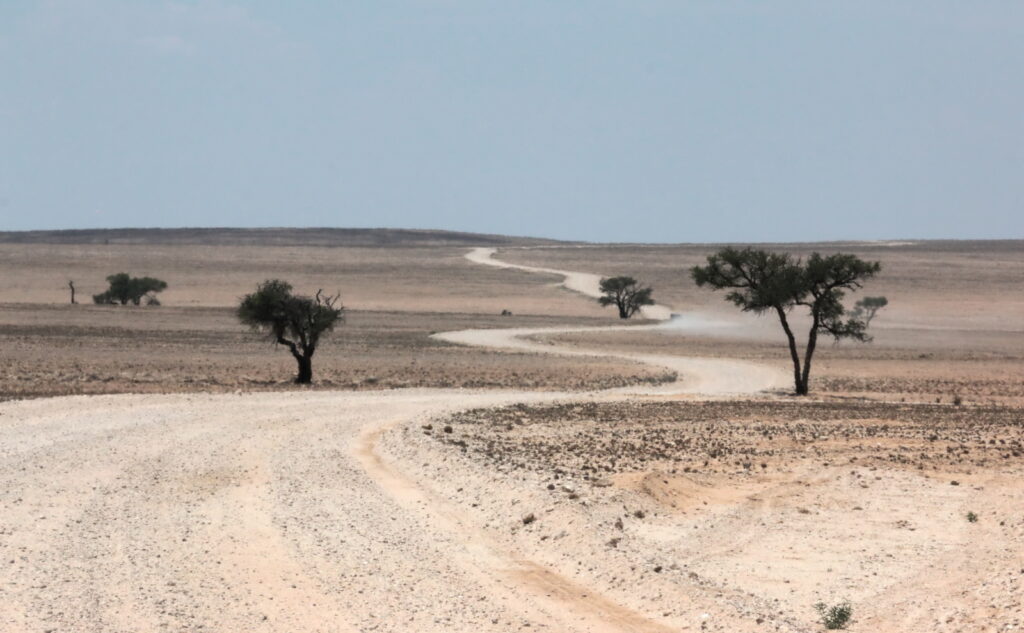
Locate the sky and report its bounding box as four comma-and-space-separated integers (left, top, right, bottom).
1, 1, 1021, 243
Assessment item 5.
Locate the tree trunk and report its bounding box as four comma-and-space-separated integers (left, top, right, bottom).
295, 354, 313, 384
69, 281, 76, 304
800, 311, 820, 396
775, 306, 806, 395
279, 336, 314, 384
617, 303, 629, 319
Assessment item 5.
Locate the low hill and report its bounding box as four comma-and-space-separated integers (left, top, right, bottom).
0, 227, 566, 247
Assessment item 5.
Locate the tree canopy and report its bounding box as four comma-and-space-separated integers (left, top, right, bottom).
237, 279, 344, 384
93, 273, 168, 305
598, 276, 654, 319
692, 247, 881, 395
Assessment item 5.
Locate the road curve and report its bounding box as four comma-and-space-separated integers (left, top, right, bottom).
0, 249, 785, 633
442, 247, 787, 396
465, 247, 674, 321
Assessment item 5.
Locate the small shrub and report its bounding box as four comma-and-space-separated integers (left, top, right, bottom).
952, 394, 963, 406
814, 601, 852, 630
966, 511, 978, 523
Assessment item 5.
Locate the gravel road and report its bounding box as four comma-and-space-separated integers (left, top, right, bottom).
0, 250, 785, 632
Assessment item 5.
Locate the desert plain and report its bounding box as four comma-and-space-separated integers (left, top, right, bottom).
0, 229, 1021, 632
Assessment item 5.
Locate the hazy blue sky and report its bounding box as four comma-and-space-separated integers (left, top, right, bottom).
1, 1, 1021, 242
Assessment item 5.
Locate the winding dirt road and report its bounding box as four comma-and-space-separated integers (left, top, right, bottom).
446, 248, 785, 395
464, 247, 673, 321
0, 249, 784, 632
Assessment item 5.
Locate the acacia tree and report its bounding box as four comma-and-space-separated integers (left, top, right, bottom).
237, 279, 344, 384
850, 296, 888, 326
93, 273, 168, 305
691, 247, 881, 395
598, 276, 655, 319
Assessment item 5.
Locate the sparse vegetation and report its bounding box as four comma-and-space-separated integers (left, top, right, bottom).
967, 511, 978, 523
692, 248, 880, 395
598, 276, 654, 319
814, 601, 853, 630
237, 279, 344, 384
92, 273, 168, 306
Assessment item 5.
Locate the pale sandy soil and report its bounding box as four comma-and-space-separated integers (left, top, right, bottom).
1, 240, 1021, 632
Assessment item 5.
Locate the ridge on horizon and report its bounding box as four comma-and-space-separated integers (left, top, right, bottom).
0, 226, 1018, 249
0, 227, 570, 247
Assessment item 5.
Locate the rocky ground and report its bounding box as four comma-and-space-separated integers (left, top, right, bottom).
381, 399, 1024, 632
434, 400, 1024, 477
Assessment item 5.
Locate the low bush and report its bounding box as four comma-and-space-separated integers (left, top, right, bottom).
814, 601, 852, 630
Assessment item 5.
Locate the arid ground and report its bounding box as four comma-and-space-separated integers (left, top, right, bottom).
0, 230, 1021, 632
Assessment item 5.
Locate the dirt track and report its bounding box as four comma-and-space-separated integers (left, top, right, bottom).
3, 388, 673, 633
